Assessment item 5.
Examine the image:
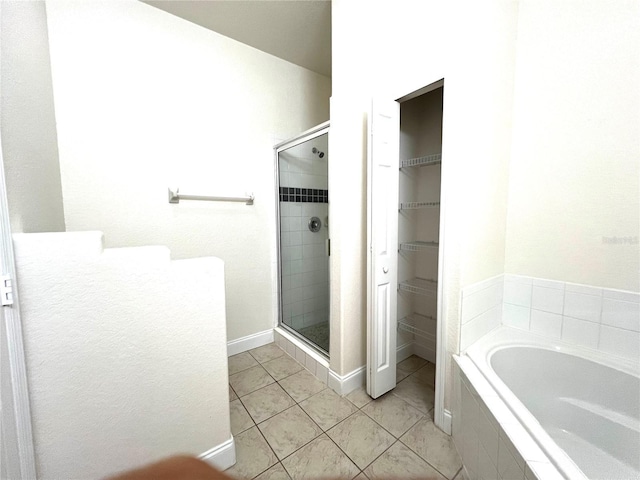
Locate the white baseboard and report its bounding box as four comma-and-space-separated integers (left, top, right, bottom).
397, 342, 413, 363
328, 366, 366, 396
440, 409, 452, 435
199, 437, 236, 471
413, 343, 436, 363
325, 343, 429, 396
227, 329, 274, 357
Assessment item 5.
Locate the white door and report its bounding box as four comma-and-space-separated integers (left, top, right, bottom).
366, 99, 400, 398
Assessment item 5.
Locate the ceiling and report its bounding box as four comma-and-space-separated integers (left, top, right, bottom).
142, 0, 332, 77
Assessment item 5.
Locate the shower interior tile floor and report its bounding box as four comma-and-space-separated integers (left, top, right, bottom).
227, 343, 463, 480
297, 322, 329, 353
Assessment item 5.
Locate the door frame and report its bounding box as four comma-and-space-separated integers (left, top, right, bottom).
367, 78, 451, 432
396, 78, 450, 433
0, 148, 38, 477
273, 121, 331, 359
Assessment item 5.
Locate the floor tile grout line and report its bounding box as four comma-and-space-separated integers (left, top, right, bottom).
297, 393, 359, 432
236, 390, 264, 427
357, 404, 421, 441
360, 435, 452, 479
228, 361, 259, 378
321, 377, 439, 474
235, 384, 290, 431
232, 362, 317, 427
253, 387, 359, 472
229, 383, 238, 400
322, 409, 360, 434
322, 431, 364, 475
246, 343, 287, 363
248, 461, 288, 480
268, 429, 329, 468
242, 343, 326, 398
325, 432, 368, 470
238, 380, 295, 403
397, 435, 454, 480
360, 392, 427, 428
234, 349, 445, 477
248, 426, 280, 480
356, 438, 403, 474
322, 410, 399, 472
231, 392, 256, 433
236, 385, 446, 478
453, 466, 463, 480
255, 402, 326, 463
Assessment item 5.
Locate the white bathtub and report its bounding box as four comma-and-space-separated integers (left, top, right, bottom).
464, 327, 640, 480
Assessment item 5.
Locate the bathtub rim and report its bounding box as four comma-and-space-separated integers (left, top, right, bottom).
465, 326, 639, 480
468, 326, 640, 378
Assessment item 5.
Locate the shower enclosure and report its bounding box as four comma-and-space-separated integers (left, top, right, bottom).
275, 123, 330, 356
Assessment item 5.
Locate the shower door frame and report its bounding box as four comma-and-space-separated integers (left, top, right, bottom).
274, 121, 330, 359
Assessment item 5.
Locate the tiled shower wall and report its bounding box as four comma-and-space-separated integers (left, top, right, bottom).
279, 149, 329, 331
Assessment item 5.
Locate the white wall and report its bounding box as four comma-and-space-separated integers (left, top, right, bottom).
0, 0, 65, 233
505, 0, 640, 292
44, 0, 331, 342
332, 0, 638, 411
330, 0, 518, 396
13, 231, 231, 479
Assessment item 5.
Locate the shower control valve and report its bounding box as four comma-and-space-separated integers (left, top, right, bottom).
308, 217, 322, 233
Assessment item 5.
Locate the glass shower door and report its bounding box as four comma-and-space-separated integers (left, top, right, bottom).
276, 128, 329, 355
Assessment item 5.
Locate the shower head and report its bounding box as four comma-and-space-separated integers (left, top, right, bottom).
312, 147, 325, 158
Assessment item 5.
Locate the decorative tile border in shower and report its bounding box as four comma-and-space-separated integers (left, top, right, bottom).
279, 187, 328, 203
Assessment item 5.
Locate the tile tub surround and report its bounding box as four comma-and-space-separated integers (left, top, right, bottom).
460, 275, 504, 351
452, 356, 563, 480
501, 275, 640, 362
228, 342, 462, 479
459, 274, 640, 362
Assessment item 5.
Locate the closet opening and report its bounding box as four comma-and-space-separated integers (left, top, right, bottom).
397, 84, 443, 370
367, 78, 447, 430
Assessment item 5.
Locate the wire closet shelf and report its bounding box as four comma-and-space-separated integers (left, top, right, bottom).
400, 153, 442, 169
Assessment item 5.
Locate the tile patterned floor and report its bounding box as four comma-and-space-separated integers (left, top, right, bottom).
227, 343, 463, 480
